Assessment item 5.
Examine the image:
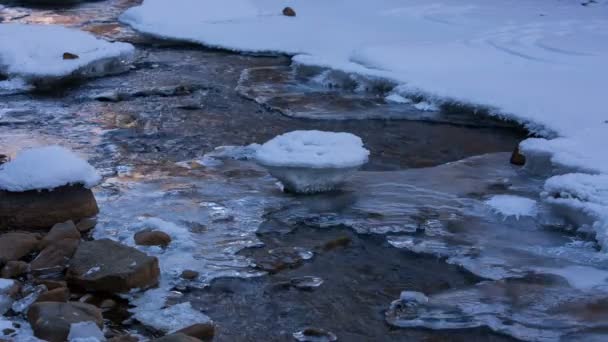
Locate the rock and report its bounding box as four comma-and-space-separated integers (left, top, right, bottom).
0, 278, 20, 298
0, 232, 40, 265
67, 239, 160, 293
30, 239, 79, 276
153, 333, 202, 342
510, 146, 526, 166
27, 302, 103, 342
76, 217, 97, 233
293, 328, 338, 342
0, 154, 8, 165
322, 236, 352, 251
134, 230, 172, 247
39, 221, 81, 249
0, 185, 99, 231
34, 279, 67, 291
180, 270, 199, 280
36, 287, 70, 303
1, 261, 29, 278
108, 335, 139, 342
282, 7, 296, 17
62, 52, 79, 60
176, 323, 215, 341
99, 298, 116, 309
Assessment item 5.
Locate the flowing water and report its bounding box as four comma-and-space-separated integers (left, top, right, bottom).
2, 1, 608, 342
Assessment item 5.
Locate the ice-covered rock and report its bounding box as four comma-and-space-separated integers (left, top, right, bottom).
0, 24, 134, 86
254, 130, 369, 193
68, 321, 105, 342
0, 146, 101, 192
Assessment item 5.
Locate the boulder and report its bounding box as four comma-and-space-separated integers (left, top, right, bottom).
34, 279, 67, 291
76, 217, 97, 233
36, 287, 70, 303
180, 270, 199, 280
30, 239, 79, 276
134, 230, 172, 247
0, 185, 99, 231
39, 221, 81, 249
0, 232, 40, 265
27, 302, 103, 342
1, 261, 29, 278
67, 239, 160, 293
154, 333, 201, 342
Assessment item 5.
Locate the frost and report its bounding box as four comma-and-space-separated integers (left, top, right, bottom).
485, 195, 538, 220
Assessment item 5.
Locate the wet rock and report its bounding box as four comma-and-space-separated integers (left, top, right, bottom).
0, 185, 99, 231
76, 217, 97, 233
510, 146, 526, 166
176, 323, 215, 340
289, 276, 324, 291
27, 302, 103, 342
1, 261, 29, 279
30, 239, 80, 275
0, 232, 40, 265
67, 239, 160, 293
63, 52, 79, 60
293, 328, 337, 342
36, 287, 70, 303
39, 220, 81, 249
321, 236, 351, 251
34, 279, 67, 291
134, 229, 172, 247
283, 7, 296, 17
252, 247, 313, 274
154, 333, 202, 342
180, 270, 199, 280
0, 155, 8, 165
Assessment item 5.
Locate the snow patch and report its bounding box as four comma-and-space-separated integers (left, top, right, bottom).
485, 195, 538, 220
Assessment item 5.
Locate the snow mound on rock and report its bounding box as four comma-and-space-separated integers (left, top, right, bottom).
0, 23, 134, 83
485, 195, 538, 220
0, 146, 101, 192
255, 130, 369, 169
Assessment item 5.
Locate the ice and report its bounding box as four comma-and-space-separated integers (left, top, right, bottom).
133, 302, 211, 333
0, 279, 15, 315
485, 195, 538, 220
68, 322, 105, 342
0, 278, 14, 292
0, 146, 101, 192
384, 93, 411, 104
413, 101, 439, 112
0, 24, 134, 86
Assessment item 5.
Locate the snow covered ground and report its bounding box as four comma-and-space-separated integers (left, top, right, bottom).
121, 0, 608, 247
0, 24, 134, 86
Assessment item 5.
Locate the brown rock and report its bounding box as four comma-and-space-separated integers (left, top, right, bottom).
510, 146, 526, 166
76, 217, 97, 233
180, 270, 199, 280
30, 239, 80, 275
27, 302, 102, 342
1, 261, 29, 278
0, 232, 40, 265
67, 239, 160, 293
109, 335, 139, 342
134, 230, 172, 247
153, 333, 201, 342
99, 298, 116, 309
0, 185, 99, 231
36, 287, 70, 303
0, 154, 8, 165
39, 221, 81, 249
34, 279, 67, 291
282, 6, 296, 17
62, 52, 79, 60
176, 323, 215, 341
322, 236, 352, 251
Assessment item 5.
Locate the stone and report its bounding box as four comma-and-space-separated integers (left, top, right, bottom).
322, 236, 352, 251
153, 333, 202, 342
0, 154, 8, 165
108, 335, 139, 342
180, 270, 199, 280
0, 232, 40, 265
510, 146, 526, 166
76, 217, 97, 233
27, 302, 103, 342
39, 221, 81, 249
176, 323, 215, 341
67, 239, 160, 293
99, 298, 116, 309
0, 185, 99, 231
30, 239, 79, 275
62, 52, 79, 60
134, 230, 172, 247
1, 261, 29, 278
34, 279, 67, 291
282, 7, 296, 17
36, 287, 70, 303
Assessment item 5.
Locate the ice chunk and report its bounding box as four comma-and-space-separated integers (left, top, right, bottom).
485, 195, 538, 220
385, 93, 411, 104
134, 302, 211, 333
413, 101, 439, 112
0, 146, 101, 192
68, 321, 105, 342
254, 131, 369, 193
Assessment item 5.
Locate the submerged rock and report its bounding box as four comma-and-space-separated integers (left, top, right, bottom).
0, 185, 99, 230
134, 229, 172, 247
67, 239, 160, 293
27, 302, 103, 342
293, 328, 337, 342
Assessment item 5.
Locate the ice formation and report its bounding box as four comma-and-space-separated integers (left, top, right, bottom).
0, 24, 134, 85
254, 130, 369, 193
68, 322, 105, 342
485, 195, 538, 220
0, 146, 101, 192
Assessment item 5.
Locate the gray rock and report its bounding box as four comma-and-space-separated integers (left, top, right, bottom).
27, 301, 103, 342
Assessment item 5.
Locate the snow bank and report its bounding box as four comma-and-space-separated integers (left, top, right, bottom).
485, 195, 538, 220
0, 146, 101, 192
0, 24, 134, 84
120, 0, 608, 244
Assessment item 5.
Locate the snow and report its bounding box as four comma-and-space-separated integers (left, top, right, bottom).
385, 93, 411, 104
68, 322, 105, 342
0, 23, 134, 83
485, 195, 538, 220
0, 146, 101, 192
255, 131, 369, 169
133, 302, 211, 333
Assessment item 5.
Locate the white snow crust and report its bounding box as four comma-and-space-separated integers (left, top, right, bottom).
0, 146, 101, 192
485, 195, 538, 220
